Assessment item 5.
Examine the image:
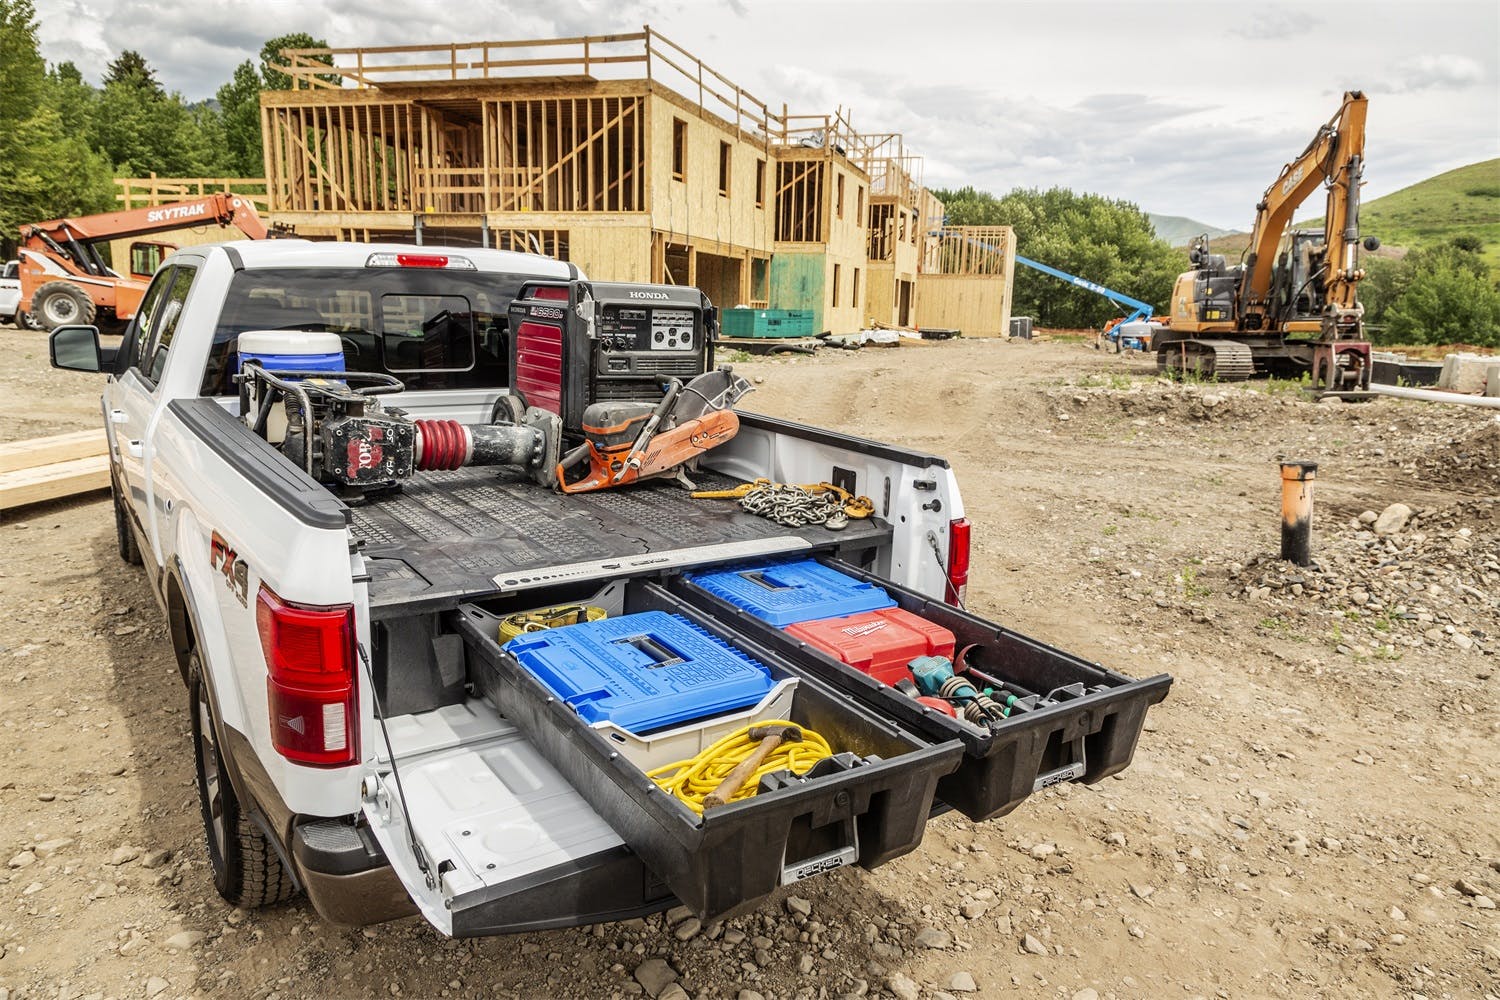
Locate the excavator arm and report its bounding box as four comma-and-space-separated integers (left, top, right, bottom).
1238, 91, 1368, 328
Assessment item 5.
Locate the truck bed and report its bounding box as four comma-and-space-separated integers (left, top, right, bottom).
352, 466, 891, 617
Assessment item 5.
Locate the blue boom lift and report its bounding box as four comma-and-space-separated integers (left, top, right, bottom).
1014, 255, 1158, 352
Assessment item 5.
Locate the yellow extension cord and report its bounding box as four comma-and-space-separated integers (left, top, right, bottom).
647, 720, 833, 814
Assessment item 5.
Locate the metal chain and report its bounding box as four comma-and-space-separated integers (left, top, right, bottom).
739, 482, 849, 530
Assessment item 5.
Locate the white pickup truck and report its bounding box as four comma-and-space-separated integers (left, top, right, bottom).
1, 260, 21, 326
50, 240, 1168, 935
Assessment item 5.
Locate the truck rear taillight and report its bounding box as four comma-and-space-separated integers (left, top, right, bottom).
946, 518, 971, 606
524, 285, 570, 301
255, 585, 359, 767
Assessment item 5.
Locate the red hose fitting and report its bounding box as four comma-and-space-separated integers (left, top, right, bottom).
414, 419, 469, 471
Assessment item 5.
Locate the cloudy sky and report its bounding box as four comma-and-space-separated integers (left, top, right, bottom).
33, 0, 1500, 228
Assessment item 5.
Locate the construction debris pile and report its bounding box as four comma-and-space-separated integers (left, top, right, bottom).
1229, 498, 1499, 660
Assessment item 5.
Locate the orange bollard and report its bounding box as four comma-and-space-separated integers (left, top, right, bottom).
1280, 461, 1317, 566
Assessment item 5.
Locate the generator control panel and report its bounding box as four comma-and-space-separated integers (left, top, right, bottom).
598, 306, 696, 352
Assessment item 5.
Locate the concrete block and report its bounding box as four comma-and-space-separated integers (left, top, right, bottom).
1438, 353, 1495, 394
1485, 364, 1500, 398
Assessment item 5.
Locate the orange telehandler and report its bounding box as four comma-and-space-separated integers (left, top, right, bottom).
16, 193, 269, 332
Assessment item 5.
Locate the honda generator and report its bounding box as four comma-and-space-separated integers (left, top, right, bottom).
507, 281, 715, 436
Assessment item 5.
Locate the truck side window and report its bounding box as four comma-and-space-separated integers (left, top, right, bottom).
127, 268, 175, 376
141, 264, 198, 386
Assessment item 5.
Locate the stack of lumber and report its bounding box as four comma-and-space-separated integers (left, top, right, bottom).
0, 430, 110, 510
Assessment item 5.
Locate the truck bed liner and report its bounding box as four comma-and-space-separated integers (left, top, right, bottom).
352, 466, 890, 616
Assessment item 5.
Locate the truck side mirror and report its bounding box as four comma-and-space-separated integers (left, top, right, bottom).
50, 325, 104, 372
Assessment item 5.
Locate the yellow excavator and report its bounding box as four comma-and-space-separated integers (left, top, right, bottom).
1155, 91, 1380, 388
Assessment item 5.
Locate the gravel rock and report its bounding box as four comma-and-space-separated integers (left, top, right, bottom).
949, 971, 978, 992
1072, 990, 1100, 1000
1022, 933, 1047, 955
1029, 843, 1056, 860
736, 992, 765, 1000
145, 978, 169, 998
7, 850, 36, 869
672, 917, 702, 942
1373, 503, 1412, 536
140, 849, 170, 870
165, 930, 205, 950
107, 845, 141, 866
785, 894, 813, 917
886, 972, 920, 1000
915, 926, 951, 949
32, 837, 74, 859
633, 958, 677, 998
657, 986, 689, 1000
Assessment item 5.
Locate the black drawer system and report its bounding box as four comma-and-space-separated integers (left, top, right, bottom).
672, 558, 1172, 822
451, 561, 1169, 919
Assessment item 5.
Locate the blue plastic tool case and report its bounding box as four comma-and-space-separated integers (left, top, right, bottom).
684, 559, 895, 627
503, 611, 774, 733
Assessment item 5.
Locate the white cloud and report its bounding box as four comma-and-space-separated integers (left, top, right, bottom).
1389, 54, 1489, 91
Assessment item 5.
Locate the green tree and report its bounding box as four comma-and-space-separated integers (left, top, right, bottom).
0, 0, 113, 242
0, 0, 45, 128
103, 49, 164, 95
217, 61, 265, 176
1382, 240, 1500, 346
260, 32, 338, 91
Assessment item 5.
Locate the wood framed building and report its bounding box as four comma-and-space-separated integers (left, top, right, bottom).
259, 31, 785, 314
240, 28, 1013, 335
765, 110, 870, 333
858, 135, 922, 329
916, 226, 1017, 336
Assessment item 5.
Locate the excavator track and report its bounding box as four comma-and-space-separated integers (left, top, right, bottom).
1156, 339, 1256, 381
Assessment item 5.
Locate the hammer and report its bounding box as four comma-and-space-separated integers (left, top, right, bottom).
703, 724, 803, 810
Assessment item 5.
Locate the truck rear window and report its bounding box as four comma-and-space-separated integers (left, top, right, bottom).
201, 267, 524, 396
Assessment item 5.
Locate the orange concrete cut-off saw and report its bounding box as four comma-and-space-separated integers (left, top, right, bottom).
555, 368, 753, 494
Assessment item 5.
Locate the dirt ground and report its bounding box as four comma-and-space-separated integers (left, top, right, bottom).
1, 329, 1497, 1000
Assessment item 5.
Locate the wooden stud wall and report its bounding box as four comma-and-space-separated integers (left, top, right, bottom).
484, 96, 645, 212
265, 101, 420, 214
774, 160, 824, 243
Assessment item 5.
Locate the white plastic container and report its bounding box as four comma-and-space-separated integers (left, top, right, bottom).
237, 330, 345, 443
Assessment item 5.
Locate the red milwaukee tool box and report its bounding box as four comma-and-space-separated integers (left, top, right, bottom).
785, 607, 955, 686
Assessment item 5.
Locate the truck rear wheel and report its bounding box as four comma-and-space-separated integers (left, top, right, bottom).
190, 657, 296, 909
33, 281, 96, 330
17, 310, 44, 331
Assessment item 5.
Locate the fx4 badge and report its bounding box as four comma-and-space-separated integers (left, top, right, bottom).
209, 531, 250, 607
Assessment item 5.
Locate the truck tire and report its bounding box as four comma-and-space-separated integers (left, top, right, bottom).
190, 657, 297, 909
112, 475, 142, 565
33, 281, 96, 330
17, 310, 44, 331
